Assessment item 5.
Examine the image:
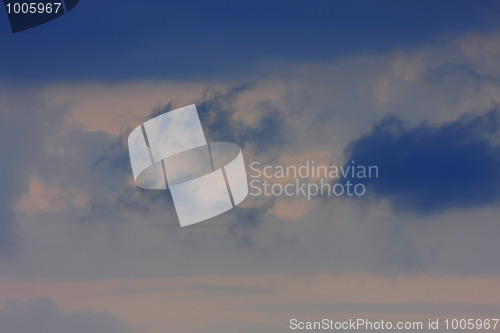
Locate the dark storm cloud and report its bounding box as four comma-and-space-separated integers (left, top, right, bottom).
345, 108, 500, 214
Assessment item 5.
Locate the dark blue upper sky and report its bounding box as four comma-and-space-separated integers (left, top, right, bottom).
1, 0, 500, 82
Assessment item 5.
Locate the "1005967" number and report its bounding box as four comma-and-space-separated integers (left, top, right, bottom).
6, 2, 62, 14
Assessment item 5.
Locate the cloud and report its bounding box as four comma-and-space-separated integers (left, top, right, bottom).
0, 88, 63, 251
187, 84, 288, 151
4, 12, 500, 333
0, 299, 135, 333
345, 108, 500, 214
83, 83, 287, 225
16, 178, 87, 214
5, 27, 500, 281
41, 82, 212, 135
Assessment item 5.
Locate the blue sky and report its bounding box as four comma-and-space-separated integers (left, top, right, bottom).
2, 0, 500, 81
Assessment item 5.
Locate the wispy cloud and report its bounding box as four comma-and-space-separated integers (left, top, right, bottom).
1, 274, 499, 333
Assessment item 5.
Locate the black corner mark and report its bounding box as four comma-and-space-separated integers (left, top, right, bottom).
64, 0, 78, 11
3, 0, 80, 33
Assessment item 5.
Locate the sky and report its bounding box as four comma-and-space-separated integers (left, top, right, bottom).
1, 1, 500, 332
